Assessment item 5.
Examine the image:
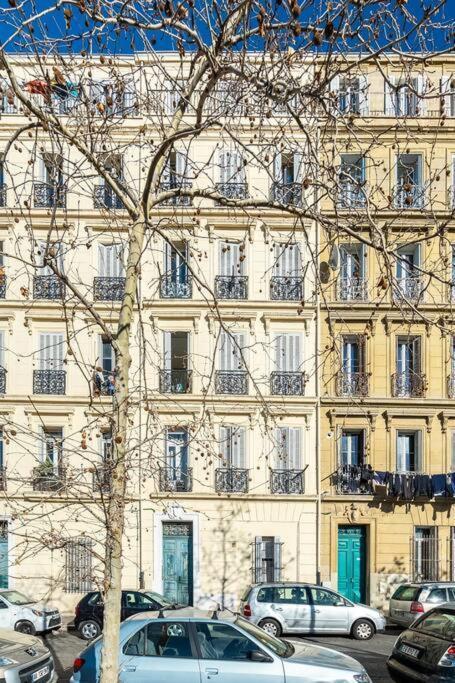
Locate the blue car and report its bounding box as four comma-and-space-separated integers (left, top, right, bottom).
70, 607, 371, 682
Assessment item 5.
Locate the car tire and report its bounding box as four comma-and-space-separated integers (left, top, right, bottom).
15, 620, 36, 636
258, 618, 282, 638
78, 620, 101, 640
351, 619, 375, 640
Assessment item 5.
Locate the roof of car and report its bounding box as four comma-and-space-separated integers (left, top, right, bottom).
396, 582, 455, 588
250, 582, 329, 589
128, 607, 238, 623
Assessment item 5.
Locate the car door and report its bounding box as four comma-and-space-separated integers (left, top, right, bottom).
0, 598, 12, 628
270, 586, 312, 633
195, 621, 284, 683
88, 592, 105, 626
122, 591, 159, 621
308, 588, 349, 633
120, 620, 200, 683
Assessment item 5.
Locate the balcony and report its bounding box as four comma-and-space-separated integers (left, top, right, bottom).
33, 275, 65, 300
393, 277, 423, 303
159, 467, 192, 492
270, 371, 306, 396
215, 182, 249, 201
215, 370, 248, 395
33, 369, 66, 395
393, 184, 426, 209
270, 276, 303, 301
270, 182, 303, 207
33, 183, 66, 209
160, 275, 192, 299
93, 186, 124, 210
0, 467, 6, 492
336, 277, 368, 302
159, 369, 192, 394
336, 371, 369, 397
337, 185, 366, 209
0, 368, 5, 395
32, 465, 66, 492
159, 180, 192, 206
0, 275, 5, 299
215, 275, 248, 300
215, 467, 249, 493
92, 465, 111, 492
93, 370, 115, 396
270, 469, 304, 494
93, 276, 125, 301
448, 374, 455, 399
392, 371, 426, 398
334, 464, 373, 495
0, 184, 6, 207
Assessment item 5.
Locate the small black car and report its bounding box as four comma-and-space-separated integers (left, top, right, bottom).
71, 589, 176, 640
388, 604, 455, 681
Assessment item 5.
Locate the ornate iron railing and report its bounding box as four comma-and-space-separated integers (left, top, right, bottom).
93, 370, 115, 396
160, 275, 192, 299
336, 371, 369, 397
0, 276, 6, 300
270, 276, 303, 301
92, 465, 111, 492
0, 468, 6, 491
215, 370, 248, 395
0, 184, 6, 207
334, 464, 374, 495
393, 184, 426, 209
93, 185, 124, 210
270, 182, 303, 207
159, 467, 193, 492
392, 371, 426, 398
337, 184, 366, 208
93, 276, 125, 301
215, 182, 249, 200
33, 275, 65, 299
32, 466, 66, 492
0, 368, 6, 395
33, 182, 66, 208
393, 277, 423, 303
215, 275, 248, 300
159, 180, 192, 206
33, 369, 66, 395
336, 277, 368, 302
215, 467, 249, 493
270, 371, 306, 396
159, 369, 192, 394
448, 374, 455, 399
270, 469, 304, 494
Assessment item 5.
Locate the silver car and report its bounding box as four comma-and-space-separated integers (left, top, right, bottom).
389, 582, 455, 627
70, 607, 372, 682
0, 627, 57, 681
240, 583, 386, 640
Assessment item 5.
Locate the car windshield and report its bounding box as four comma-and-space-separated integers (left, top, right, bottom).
1, 591, 33, 605
235, 617, 293, 658
143, 591, 173, 606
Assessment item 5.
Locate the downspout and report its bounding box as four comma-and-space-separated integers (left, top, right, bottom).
315, 126, 322, 587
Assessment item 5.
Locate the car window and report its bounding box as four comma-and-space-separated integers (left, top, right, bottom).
0, 599, 8, 609
196, 622, 264, 661
310, 588, 345, 606
124, 622, 193, 658
0, 591, 32, 605
391, 586, 420, 601
448, 588, 455, 602
124, 592, 158, 608
427, 588, 447, 604
235, 617, 291, 658
412, 610, 455, 641
87, 593, 102, 606
275, 587, 308, 605
241, 588, 252, 602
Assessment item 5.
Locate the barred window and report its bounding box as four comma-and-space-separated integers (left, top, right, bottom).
65, 537, 94, 593
252, 536, 282, 583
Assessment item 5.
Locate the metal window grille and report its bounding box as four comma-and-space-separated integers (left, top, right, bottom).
252, 536, 282, 583
65, 537, 94, 593
410, 529, 440, 582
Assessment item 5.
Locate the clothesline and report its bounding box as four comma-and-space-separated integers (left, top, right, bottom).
336, 464, 455, 500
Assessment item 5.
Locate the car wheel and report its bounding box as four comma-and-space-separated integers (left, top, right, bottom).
351, 619, 375, 640
79, 620, 101, 640
259, 618, 282, 638
15, 620, 36, 636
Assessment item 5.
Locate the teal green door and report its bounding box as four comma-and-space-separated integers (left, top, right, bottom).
338, 526, 366, 603
162, 522, 193, 606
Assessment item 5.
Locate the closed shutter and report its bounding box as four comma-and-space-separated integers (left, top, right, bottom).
163, 332, 172, 370
412, 337, 421, 374
220, 332, 246, 371
39, 333, 63, 370
385, 76, 396, 115
273, 537, 282, 581
275, 333, 301, 372
329, 75, 340, 113
441, 76, 454, 116
253, 536, 263, 582
416, 75, 426, 115
232, 427, 246, 468
176, 150, 187, 182
219, 241, 241, 276
274, 152, 282, 182
293, 151, 303, 184
37, 155, 48, 183
99, 244, 123, 278
219, 149, 228, 184
274, 243, 301, 277
358, 74, 369, 115
276, 427, 301, 469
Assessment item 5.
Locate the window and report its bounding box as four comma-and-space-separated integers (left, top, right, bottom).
442, 76, 455, 117
161, 241, 191, 298
330, 74, 368, 115
218, 149, 246, 186
65, 537, 93, 593
273, 242, 302, 278
339, 155, 366, 207
391, 585, 421, 602
396, 431, 421, 473
162, 331, 190, 393
272, 152, 304, 205
219, 332, 246, 372
98, 244, 124, 279
219, 241, 245, 277
451, 245, 455, 295
342, 336, 365, 375
338, 245, 367, 301
252, 536, 282, 583
310, 588, 345, 606
412, 610, 455, 640
40, 427, 63, 468
257, 586, 309, 604
123, 622, 194, 658
164, 430, 189, 486
275, 427, 301, 470
395, 155, 424, 208
386, 77, 424, 116
411, 527, 438, 581
195, 622, 262, 661
273, 333, 302, 374
38, 333, 64, 372
219, 426, 246, 469
124, 592, 160, 609
427, 588, 447, 604
340, 430, 365, 467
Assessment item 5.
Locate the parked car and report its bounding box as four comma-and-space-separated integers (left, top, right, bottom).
70, 607, 372, 683
0, 627, 57, 681
0, 589, 61, 635
389, 582, 455, 628
71, 589, 178, 640
388, 603, 455, 681
240, 583, 386, 640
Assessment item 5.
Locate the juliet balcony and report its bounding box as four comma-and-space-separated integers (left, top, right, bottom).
270, 469, 305, 494
393, 277, 424, 303
215, 275, 248, 300
336, 277, 368, 302
393, 184, 426, 210
33, 369, 66, 395
215, 370, 248, 395
215, 467, 249, 494
33, 183, 66, 209
334, 464, 374, 495
159, 275, 192, 299
159, 369, 192, 394
215, 182, 249, 201
32, 465, 66, 492
270, 276, 303, 301
336, 371, 369, 397
33, 275, 65, 300
92, 465, 111, 493
392, 371, 426, 398
93, 276, 125, 301
159, 180, 192, 206
270, 371, 306, 396
93, 186, 124, 210
270, 182, 303, 207
159, 467, 193, 493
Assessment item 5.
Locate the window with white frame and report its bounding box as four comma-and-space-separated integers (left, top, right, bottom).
40, 427, 63, 470
442, 75, 455, 117
98, 243, 124, 279
396, 430, 422, 473
339, 154, 366, 207
330, 74, 368, 115
217, 148, 248, 198
385, 76, 425, 116
219, 426, 246, 469
275, 427, 302, 470
65, 537, 94, 593
411, 527, 438, 582
252, 536, 282, 582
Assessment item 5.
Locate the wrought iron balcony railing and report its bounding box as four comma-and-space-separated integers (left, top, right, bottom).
159, 180, 192, 206
0, 367, 6, 396
0, 275, 5, 300
93, 370, 116, 396
393, 277, 424, 303
215, 275, 248, 300
270, 182, 303, 207
160, 369, 192, 394
32, 466, 66, 492
392, 371, 426, 398
0, 467, 6, 492
215, 467, 249, 493
393, 184, 426, 209
92, 465, 111, 492
33, 183, 66, 209
270, 371, 306, 396
270, 276, 303, 301
215, 370, 248, 395
93, 185, 124, 210
160, 275, 192, 299
270, 469, 304, 494
336, 371, 369, 397
337, 184, 366, 209
93, 276, 125, 301
215, 182, 249, 200
334, 464, 374, 495
33, 275, 65, 300
33, 369, 66, 395
336, 277, 368, 302
448, 374, 455, 399
159, 467, 193, 492
0, 184, 6, 207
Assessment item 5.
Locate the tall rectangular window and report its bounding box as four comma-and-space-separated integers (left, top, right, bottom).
253, 536, 282, 583
397, 431, 421, 473
65, 537, 94, 593
219, 426, 246, 469
275, 427, 302, 470
411, 527, 438, 582
98, 243, 124, 278
340, 429, 365, 466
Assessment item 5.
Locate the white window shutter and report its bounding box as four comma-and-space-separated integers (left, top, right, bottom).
274, 152, 282, 182
273, 537, 282, 581
451, 430, 455, 470
39, 333, 51, 370
358, 74, 369, 115
385, 76, 396, 115
416, 75, 426, 115
163, 332, 171, 370
38, 155, 47, 182
233, 427, 246, 468
288, 427, 301, 470
293, 151, 303, 184
330, 75, 340, 113
234, 332, 246, 369
282, 333, 302, 372
441, 76, 454, 115
98, 244, 107, 277
219, 426, 230, 466
274, 334, 285, 372
0, 331, 4, 369
219, 332, 230, 371
176, 150, 186, 180
219, 242, 240, 276
219, 149, 227, 184
254, 536, 263, 582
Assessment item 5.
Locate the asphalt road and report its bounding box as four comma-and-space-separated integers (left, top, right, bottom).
42, 626, 401, 682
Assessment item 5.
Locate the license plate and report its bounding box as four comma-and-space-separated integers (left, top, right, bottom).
32, 665, 49, 681
400, 644, 419, 658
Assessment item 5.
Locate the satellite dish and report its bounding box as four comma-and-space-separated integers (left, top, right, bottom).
328, 244, 339, 270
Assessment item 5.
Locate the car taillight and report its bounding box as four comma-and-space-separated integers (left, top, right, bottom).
410, 601, 424, 614
243, 604, 252, 617
439, 645, 455, 667
73, 658, 85, 673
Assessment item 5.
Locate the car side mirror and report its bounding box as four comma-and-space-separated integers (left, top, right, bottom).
249, 650, 272, 663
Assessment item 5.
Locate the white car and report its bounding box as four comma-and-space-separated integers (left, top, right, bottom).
0, 590, 61, 635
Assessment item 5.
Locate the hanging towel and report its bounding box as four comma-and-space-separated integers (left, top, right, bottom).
432, 474, 448, 497
24, 79, 49, 96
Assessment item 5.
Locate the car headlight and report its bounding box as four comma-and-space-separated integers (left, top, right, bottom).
353, 674, 371, 683
31, 609, 43, 617
0, 657, 16, 666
